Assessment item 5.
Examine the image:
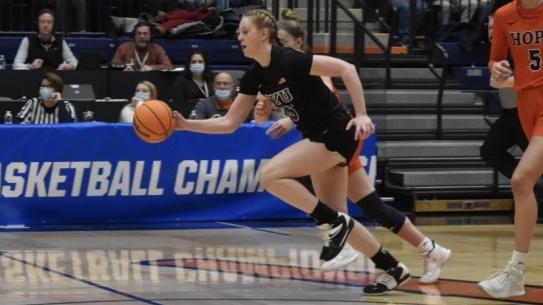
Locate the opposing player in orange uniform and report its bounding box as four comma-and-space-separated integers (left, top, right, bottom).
477, 0, 543, 299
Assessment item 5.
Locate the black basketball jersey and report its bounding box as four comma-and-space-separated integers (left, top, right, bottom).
239, 46, 341, 134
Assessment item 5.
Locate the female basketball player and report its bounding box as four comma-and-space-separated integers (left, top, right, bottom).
478, 0, 543, 298
174, 9, 410, 294
254, 8, 451, 283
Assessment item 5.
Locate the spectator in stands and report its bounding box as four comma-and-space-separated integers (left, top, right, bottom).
111, 21, 173, 71
390, 0, 429, 46
13, 9, 78, 70
252, 93, 286, 123
119, 80, 158, 122
15, 72, 77, 124
172, 49, 214, 117
192, 72, 243, 119
433, 0, 480, 25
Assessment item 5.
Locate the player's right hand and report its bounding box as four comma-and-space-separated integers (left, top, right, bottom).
492, 60, 513, 82
173, 111, 187, 130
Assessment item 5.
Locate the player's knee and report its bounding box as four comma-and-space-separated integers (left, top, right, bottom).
511, 171, 535, 195
259, 162, 276, 189
357, 192, 406, 233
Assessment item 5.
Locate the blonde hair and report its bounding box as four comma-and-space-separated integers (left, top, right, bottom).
277, 8, 306, 51
281, 8, 299, 21
137, 80, 157, 99
243, 9, 278, 45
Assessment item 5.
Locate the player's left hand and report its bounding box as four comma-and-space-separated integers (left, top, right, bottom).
266, 118, 295, 140
346, 114, 375, 140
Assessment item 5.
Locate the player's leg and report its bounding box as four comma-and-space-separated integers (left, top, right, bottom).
347, 167, 451, 283
311, 168, 359, 270
478, 137, 543, 298
259, 139, 411, 293
478, 90, 542, 298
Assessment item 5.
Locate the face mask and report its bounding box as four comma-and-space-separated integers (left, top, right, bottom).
135, 92, 150, 102
190, 63, 205, 73
39, 86, 54, 101
215, 89, 231, 101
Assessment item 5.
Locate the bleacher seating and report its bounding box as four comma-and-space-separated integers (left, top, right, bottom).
0, 36, 249, 66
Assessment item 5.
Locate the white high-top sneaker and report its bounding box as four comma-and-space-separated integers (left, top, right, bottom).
477, 261, 526, 298
419, 243, 451, 284
320, 243, 360, 271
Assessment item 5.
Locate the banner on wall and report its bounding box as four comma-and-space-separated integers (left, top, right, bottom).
0, 123, 376, 226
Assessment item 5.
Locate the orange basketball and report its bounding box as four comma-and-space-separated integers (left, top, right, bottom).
133, 100, 174, 143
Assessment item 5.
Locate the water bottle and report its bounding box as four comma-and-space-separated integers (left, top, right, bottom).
189, 110, 198, 119
82, 110, 94, 122
0, 55, 6, 70
4, 111, 13, 124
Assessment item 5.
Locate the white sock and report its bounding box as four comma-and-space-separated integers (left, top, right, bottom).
417, 237, 434, 255
511, 250, 527, 265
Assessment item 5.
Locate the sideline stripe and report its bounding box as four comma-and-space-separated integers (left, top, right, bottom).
216, 221, 291, 236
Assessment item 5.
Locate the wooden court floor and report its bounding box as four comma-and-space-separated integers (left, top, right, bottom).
0, 222, 541, 305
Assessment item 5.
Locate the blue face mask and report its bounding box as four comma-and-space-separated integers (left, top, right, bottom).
135, 92, 150, 102
39, 86, 54, 101
215, 89, 231, 101
190, 63, 205, 73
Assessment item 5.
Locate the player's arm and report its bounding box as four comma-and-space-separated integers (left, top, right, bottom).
174, 93, 255, 134
490, 76, 515, 88
309, 55, 374, 139
488, 12, 512, 82
310, 55, 366, 114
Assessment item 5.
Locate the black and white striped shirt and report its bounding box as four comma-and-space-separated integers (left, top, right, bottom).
15, 98, 77, 124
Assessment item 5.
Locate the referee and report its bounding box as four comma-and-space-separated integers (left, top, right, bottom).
15, 72, 77, 124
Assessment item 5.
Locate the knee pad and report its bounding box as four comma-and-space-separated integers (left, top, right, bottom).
357, 192, 406, 233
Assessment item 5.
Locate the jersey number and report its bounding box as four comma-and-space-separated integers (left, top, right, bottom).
529, 49, 541, 71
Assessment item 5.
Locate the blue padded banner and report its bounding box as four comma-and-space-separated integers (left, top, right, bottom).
0, 123, 376, 226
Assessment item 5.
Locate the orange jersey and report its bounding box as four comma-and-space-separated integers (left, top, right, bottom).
489, 1, 543, 91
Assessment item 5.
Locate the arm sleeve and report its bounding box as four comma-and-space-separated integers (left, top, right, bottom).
13, 37, 30, 70
278, 48, 313, 77
15, 98, 34, 122
62, 40, 79, 68
488, 12, 509, 71
58, 101, 77, 122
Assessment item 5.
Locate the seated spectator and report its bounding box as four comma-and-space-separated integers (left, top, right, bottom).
253, 93, 286, 124
13, 9, 78, 70
390, 0, 429, 46
172, 50, 214, 117
433, 0, 480, 25
111, 21, 173, 71
192, 72, 252, 120
119, 81, 158, 122
15, 72, 77, 124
